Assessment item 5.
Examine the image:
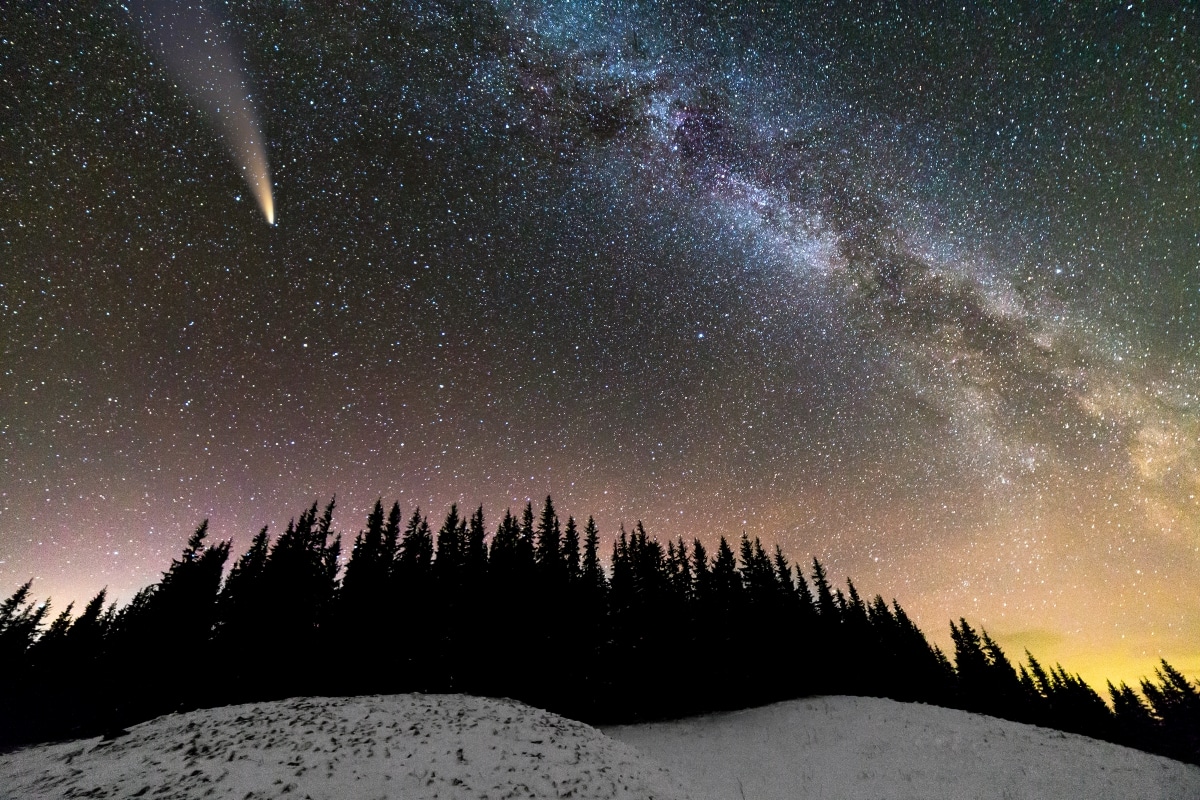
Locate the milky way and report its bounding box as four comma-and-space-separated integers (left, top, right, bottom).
1, 1, 1197, 688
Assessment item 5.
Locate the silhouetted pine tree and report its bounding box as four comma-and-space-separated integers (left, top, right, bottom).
397, 508, 434, 574
434, 504, 466, 579
29, 589, 111, 740
581, 518, 608, 598
1141, 660, 1200, 764
805, 559, 842, 690
810, 558, 838, 620
213, 526, 271, 695
342, 500, 389, 612
488, 509, 521, 569
0, 581, 45, 674
949, 619, 1034, 721
768, 546, 817, 695
705, 537, 745, 708
550, 514, 589, 714
711, 537, 741, 607
450, 505, 490, 694
574, 516, 610, 718
393, 508, 433, 689
1109, 679, 1159, 753
0, 582, 49, 747
465, 506, 488, 578
770, 546, 803, 618
834, 578, 877, 694
430, 504, 470, 689
1018, 651, 1112, 735
483, 507, 537, 701
950, 618, 991, 711
869, 598, 953, 704
518, 502, 536, 567
27, 602, 75, 667
734, 536, 786, 704
261, 500, 341, 697
341, 501, 400, 692
110, 521, 230, 721
535, 496, 561, 572
683, 538, 718, 699
561, 517, 581, 584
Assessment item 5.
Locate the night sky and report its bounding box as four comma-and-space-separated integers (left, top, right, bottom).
3, 1, 1197, 689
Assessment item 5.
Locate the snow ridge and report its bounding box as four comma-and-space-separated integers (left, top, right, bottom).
6, 692, 1200, 800
0, 694, 691, 800
606, 694, 1200, 800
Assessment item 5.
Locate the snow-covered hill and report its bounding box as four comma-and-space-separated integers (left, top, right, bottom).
0, 694, 691, 800
605, 695, 1200, 800
2, 693, 1198, 800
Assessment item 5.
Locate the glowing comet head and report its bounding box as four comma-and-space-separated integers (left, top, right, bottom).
132, 0, 275, 225
241, 139, 275, 225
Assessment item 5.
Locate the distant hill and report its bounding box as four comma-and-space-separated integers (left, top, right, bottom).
606, 694, 1200, 800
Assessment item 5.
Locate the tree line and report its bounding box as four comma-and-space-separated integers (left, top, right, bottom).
0, 496, 1196, 764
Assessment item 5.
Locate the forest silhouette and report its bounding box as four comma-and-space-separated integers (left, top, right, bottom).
1, 496, 1197, 765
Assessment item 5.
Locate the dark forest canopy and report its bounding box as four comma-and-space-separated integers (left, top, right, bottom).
1, 496, 1197, 765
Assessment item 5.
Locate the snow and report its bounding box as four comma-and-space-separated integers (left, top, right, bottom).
605, 694, 1200, 800
0, 694, 691, 800
2, 693, 1198, 800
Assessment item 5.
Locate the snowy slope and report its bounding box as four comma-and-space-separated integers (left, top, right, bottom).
0, 694, 692, 800
605, 694, 1200, 800
4, 693, 1199, 800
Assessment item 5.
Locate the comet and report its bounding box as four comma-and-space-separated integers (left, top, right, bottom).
130, 0, 275, 224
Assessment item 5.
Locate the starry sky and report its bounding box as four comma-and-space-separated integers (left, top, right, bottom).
2, 0, 1197, 690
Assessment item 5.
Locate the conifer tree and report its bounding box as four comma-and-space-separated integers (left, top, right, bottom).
561, 516, 581, 583
668, 538, 692, 601
342, 500, 387, 606
341, 501, 403, 693
258, 499, 341, 696
452, 504, 490, 692
489, 509, 522, 572
430, 504, 471, 689
791, 556, 816, 619
106, 522, 230, 721
811, 559, 838, 619
397, 509, 433, 575
29, 602, 74, 665
691, 539, 712, 602
465, 506, 488, 577
518, 502, 536, 565
392, 507, 434, 687
950, 618, 990, 710
610, 526, 632, 606
1141, 660, 1200, 763
771, 547, 795, 606
0, 581, 46, 667
535, 496, 561, 570
384, 501, 402, 556
1109, 680, 1159, 752
214, 525, 270, 681
711, 537, 741, 605
581, 517, 607, 596
435, 504, 464, 577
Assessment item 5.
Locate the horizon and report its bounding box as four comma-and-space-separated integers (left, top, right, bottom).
7, 492, 1194, 697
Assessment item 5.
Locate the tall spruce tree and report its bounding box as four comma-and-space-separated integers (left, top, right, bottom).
535, 496, 561, 571
561, 516, 581, 583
